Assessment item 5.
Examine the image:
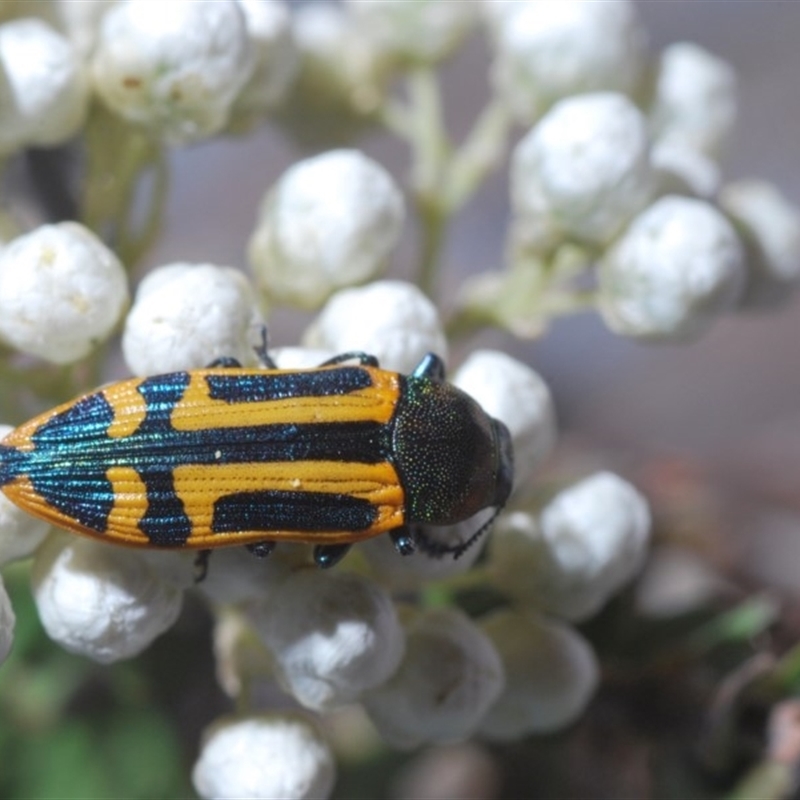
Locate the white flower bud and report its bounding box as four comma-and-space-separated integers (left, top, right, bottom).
479, 609, 599, 740
249, 150, 404, 309
489, 0, 646, 124
511, 93, 653, 253
122, 262, 261, 375
271, 2, 385, 148
249, 569, 405, 710
303, 281, 446, 373
650, 141, 721, 199
92, 0, 254, 144
271, 347, 337, 370
227, 0, 298, 132
0, 425, 50, 565
213, 610, 274, 698
453, 350, 556, 493
364, 608, 504, 749
49, 0, 117, 61
0, 575, 14, 665
346, 0, 477, 65
719, 180, 800, 308
193, 714, 336, 800
599, 195, 746, 341
197, 544, 303, 608
0, 223, 128, 364
0, 18, 89, 155
491, 473, 650, 621
31, 534, 184, 663
650, 42, 737, 159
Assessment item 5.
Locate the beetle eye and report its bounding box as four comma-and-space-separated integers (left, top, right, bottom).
492, 418, 514, 508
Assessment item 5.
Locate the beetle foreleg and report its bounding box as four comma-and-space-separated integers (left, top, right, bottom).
389, 526, 417, 556
254, 326, 279, 369
317, 352, 379, 368
313, 543, 352, 568
206, 356, 243, 368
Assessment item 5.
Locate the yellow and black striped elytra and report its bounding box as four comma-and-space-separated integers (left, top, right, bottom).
0, 349, 513, 568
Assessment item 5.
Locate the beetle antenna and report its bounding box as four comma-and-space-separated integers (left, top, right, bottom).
414, 505, 505, 560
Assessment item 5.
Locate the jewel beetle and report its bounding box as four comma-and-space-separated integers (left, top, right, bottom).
0, 343, 513, 568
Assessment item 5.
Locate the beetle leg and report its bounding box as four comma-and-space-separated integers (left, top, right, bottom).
194, 549, 212, 582
317, 352, 379, 367
254, 326, 278, 369
390, 526, 417, 556
313, 543, 352, 568
206, 356, 243, 368
246, 540, 276, 558
411, 353, 446, 382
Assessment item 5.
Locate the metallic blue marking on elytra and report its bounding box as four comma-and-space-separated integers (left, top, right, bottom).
212, 490, 377, 534
26, 393, 117, 532
206, 366, 373, 403
138, 469, 192, 546
0, 444, 24, 488
136, 372, 191, 430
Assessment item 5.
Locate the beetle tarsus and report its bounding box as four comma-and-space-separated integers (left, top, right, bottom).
313, 543, 352, 568
206, 356, 242, 368
194, 549, 212, 582
390, 527, 417, 556
246, 540, 276, 558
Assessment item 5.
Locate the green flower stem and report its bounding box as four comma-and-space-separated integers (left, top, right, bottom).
385, 68, 511, 301
445, 99, 511, 211
81, 103, 166, 270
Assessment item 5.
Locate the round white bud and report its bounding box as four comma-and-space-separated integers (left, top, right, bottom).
249, 150, 404, 309
227, 0, 298, 132
92, 0, 254, 144
0, 18, 89, 155
491, 473, 650, 622
511, 92, 653, 253
48, 0, 116, 61
193, 714, 336, 800
346, 0, 477, 65
453, 350, 556, 493
719, 180, 800, 308
489, 0, 646, 124
122, 262, 261, 375
0, 575, 14, 665
270, 2, 385, 148
650, 42, 737, 158
479, 609, 599, 740
270, 347, 337, 370
0, 223, 128, 364
599, 195, 745, 340
249, 569, 405, 710
31, 534, 184, 663
650, 140, 722, 199
364, 608, 505, 749
197, 544, 304, 608
303, 281, 447, 373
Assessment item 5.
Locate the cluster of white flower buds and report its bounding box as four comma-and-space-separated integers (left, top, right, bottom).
0, 1, 795, 798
